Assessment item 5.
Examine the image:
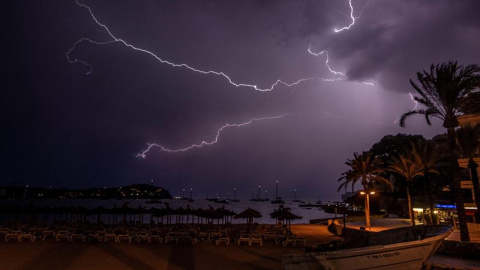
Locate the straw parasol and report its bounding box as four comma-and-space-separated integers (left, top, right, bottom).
234, 207, 262, 230
276, 211, 302, 231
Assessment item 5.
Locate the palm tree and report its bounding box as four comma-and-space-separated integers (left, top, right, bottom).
457, 123, 480, 221
400, 61, 480, 241
410, 140, 442, 224
338, 152, 390, 228
388, 154, 426, 226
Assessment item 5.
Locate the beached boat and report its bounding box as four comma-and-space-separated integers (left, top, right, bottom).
283, 225, 452, 270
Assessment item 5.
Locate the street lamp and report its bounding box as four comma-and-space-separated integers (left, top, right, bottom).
360, 190, 375, 229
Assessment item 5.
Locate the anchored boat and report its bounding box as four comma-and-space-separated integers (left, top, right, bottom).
283, 225, 452, 270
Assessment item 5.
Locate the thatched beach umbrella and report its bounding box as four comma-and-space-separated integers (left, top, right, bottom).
234, 207, 262, 231
276, 211, 302, 231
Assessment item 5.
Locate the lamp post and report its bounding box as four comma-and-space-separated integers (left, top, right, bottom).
360, 190, 375, 229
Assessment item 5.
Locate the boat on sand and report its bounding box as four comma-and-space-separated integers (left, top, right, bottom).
282, 225, 452, 270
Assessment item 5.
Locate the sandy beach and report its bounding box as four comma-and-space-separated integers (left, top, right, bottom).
2, 222, 479, 270
0, 225, 338, 270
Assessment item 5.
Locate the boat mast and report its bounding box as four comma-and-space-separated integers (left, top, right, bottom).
275, 181, 279, 199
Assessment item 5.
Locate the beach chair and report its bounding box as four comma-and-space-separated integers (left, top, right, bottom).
182, 230, 198, 244
116, 232, 132, 243
250, 233, 263, 246
148, 230, 163, 243
215, 230, 230, 246
41, 229, 56, 241
70, 232, 87, 242
5, 230, 20, 243
198, 231, 209, 243
282, 235, 297, 247
136, 230, 150, 243
0, 228, 9, 239
237, 233, 250, 246
56, 230, 70, 242
209, 232, 221, 244
87, 232, 103, 242
18, 232, 36, 242
104, 230, 117, 242
164, 232, 178, 244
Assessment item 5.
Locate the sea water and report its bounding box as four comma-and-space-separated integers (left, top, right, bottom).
0, 198, 337, 225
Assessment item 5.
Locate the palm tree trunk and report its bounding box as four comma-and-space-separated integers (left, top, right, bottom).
447, 127, 470, 241
406, 185, 415, 226
425, 174, 436, 224
426, 182, 436, 225
365, 194, 371, 228
468, 160, 480, 222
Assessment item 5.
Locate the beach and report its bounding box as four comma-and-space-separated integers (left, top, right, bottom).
2, 222, 479, 270
0, 225, 338, 270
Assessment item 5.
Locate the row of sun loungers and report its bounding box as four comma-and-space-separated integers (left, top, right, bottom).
0, 224, 307, 247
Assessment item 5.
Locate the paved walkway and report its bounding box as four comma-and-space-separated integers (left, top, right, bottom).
346, 218, 480, 244
446, 229, 480, 243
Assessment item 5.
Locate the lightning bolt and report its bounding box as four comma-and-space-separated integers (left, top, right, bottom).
408, 92, 419, 110
334, 0, 355, 33
307, 46, 345, 76
137, 114, 288, 157
333, 0, 369, 33
377, 93, 419, 126
307, 46, 375, 86
68, 0, 344, 92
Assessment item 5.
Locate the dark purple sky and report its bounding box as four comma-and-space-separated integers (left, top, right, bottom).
3, 0, 480, 200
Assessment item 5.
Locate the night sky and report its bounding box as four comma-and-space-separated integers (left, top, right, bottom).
3, 0, 480, 200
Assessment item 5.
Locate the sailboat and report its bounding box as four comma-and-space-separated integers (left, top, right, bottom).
271, 181, 285, 204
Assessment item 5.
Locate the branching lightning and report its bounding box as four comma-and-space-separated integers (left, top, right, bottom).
68, 0, 345, 92
377, 93, 419, 126
307, 46, 345, 76
68, 0, 409, 156
332, 0, 370, 33
137, 114, 288, 158
334, 0, 356, 33
307, 46, 375, 86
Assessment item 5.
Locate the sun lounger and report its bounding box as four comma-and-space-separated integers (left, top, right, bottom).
237, 234, 250, 246
148, 231, 163, 243
18, 232, 36, 242
116, 233, 132, 243
5, 230, 20, 242
165, 232, 178, 244
88, 232, 103, 242
104, 231, 117, 242
70, 233, 86, 242
250, 234, 263, 246
216, 236, 230, 246
56, 231, 70, 242
282, 235, 296, 247
198, 232, 209, 243
136, 230, 150, 243
41, 230, 56, 241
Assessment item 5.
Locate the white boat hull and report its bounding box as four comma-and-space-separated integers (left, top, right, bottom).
283, 226, 451, 270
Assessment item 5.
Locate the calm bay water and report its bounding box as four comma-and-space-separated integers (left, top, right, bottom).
0, 198, 337, 225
